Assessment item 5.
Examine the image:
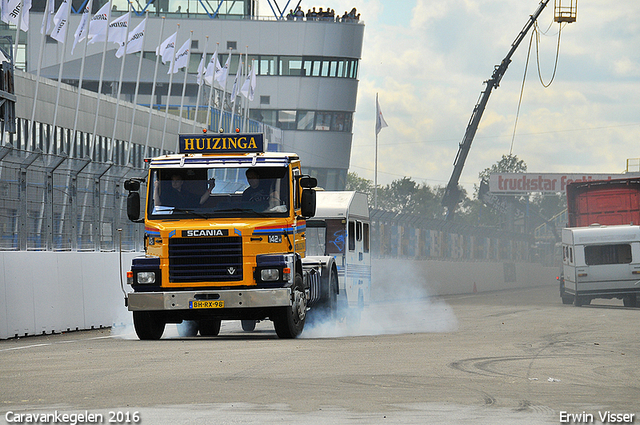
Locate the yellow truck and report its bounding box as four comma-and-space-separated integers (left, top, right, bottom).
123, 133, 343, 339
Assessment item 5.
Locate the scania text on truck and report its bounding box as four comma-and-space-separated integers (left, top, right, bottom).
123, 133, 343, 339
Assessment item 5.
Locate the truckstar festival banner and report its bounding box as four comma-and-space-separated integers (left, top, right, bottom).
489, 173, 640, 194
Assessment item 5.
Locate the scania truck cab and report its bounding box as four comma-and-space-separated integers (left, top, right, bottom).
124, 133, 339, 339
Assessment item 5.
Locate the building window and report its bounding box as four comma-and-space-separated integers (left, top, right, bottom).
227, 41, 237, 50
315, 112, 332, 130
258, 56, 277, 75
280, 56, 304, 76
260, 96, 270, 105
277, 110, 296, 130
296, 111, 315, 130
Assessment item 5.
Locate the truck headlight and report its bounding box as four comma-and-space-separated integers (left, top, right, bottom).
137, 271, 156, 284
260, 269, 280, 282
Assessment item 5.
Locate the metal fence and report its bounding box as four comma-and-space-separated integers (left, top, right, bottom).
0, 144, 146, 252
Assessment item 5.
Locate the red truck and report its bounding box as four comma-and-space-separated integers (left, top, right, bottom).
566, 177, 640, 227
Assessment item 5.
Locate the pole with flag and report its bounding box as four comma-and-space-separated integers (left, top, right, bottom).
174, 33, 193, 146
229, 52, 242, 132
216, 49, 231, 131
70, 0, 93, 155
108, 9, 132, 162
89, 0, 114, 159
26, 0, 52, 151
143, 17, 167, 158
50, 0, 71, 154
160, 23, 180, 152
191, 35, 209, 133
374, 93, 388, 209
240, 60, 256, 131
125, 14, 148, 166
204, 43, 219, 132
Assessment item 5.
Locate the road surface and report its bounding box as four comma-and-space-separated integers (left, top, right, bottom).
1, 284, 638, 424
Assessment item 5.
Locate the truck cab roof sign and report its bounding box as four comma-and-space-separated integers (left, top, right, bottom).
178, 133, 264, 154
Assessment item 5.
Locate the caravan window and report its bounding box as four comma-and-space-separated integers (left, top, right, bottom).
585, 244, 632, 265
348, 221, 355, 251
363, 222, 370, 253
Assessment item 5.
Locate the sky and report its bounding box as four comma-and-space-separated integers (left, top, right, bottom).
260, 0, 640, 194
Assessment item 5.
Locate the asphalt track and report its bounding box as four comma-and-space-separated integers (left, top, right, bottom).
1, 284, 638, 424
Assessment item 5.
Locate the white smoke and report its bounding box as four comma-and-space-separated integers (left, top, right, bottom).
301, 260, 458, 338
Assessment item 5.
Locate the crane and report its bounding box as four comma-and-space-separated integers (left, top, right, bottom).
441, 0, 551, 220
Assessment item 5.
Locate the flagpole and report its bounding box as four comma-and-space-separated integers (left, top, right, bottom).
126, 12, 149, 166
217, 49, 231, 132
12, 0, 23, 65
204, 43, 219, 133
242, 45, 248, 131
176, 31, 193, 147
191, 35, 208, 133
51, 0, 72, 155
28, 0, 52, 151
229, 53, 242, 132
90, 0, 114, 160
71, 0, 93, 158
374, 93, 378, 209
143, 16, 165, 159
160, 23, 180, 152
109, 10, 133, 162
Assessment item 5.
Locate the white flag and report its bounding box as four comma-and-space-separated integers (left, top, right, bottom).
204, 49, 219, 86
196, 52, 206, 86
240, 65, 256, 101
71, 1, 91, 54
230, 58, 242, 99
115, 17, 146, 58
87, 1, 110, 42
2, 0, 31, 31
375, 94, 388, 135
50, 0, 70, 44
156, 31, 176, 64
90, 11, 129, 45
41, 0, 55, 35
215, 52, 231, 86
168, 38, 190, 74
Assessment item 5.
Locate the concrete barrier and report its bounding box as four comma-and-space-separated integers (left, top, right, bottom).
372, 259, 558, 301
0, 252, 558, 339
0, 252, 138, 339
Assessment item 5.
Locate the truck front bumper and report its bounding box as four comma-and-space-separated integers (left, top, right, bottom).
127, 288, 292, 311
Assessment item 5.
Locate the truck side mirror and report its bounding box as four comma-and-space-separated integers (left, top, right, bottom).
301, 188, 316, 218
127, 191, 141, 222
299, 176, 317, 189
124, 179, 140, 191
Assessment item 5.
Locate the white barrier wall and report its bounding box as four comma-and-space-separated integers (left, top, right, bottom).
0, 252, 139, 340
372, 259, 558, 301
0, 252, 558, 339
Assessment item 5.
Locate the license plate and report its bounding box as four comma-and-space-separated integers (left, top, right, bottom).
189, 300, 224, 309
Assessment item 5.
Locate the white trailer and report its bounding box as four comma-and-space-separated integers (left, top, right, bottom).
561, 225, 640, 307
305, 191, 371, 322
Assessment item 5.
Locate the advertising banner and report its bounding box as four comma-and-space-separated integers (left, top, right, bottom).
489, 173, 640, 194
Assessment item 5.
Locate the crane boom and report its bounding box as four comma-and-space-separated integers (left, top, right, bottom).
442, 0, 551, 220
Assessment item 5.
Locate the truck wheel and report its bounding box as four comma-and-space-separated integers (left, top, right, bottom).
241, 320, 257, 332
273, 273, 306, 338
623, 295, 637, 307
198, 319, 221, 336
133, 311, 165, 340
177, 320, 199, 337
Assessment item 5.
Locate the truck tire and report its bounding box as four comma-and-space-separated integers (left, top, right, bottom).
273, 273, 306, 338
241, 320, 257, 331
623, 295, 637, 307
198, 319, 221, 336
133, 311, 165, 340
177, 320, 199, 337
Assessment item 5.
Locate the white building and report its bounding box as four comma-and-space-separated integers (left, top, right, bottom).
20, 0, 364, 190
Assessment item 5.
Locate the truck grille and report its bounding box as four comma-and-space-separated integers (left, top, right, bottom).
168, 237, 243, 283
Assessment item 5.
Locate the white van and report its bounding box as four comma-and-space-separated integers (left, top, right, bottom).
561, 225, 640, 307
305, 191, 371, 321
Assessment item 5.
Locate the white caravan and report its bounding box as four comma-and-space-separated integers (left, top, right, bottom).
561, 225, 640, 307
305, 191, 371, 320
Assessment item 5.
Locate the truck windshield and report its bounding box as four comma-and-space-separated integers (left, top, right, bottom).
147, 166, 290, 218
